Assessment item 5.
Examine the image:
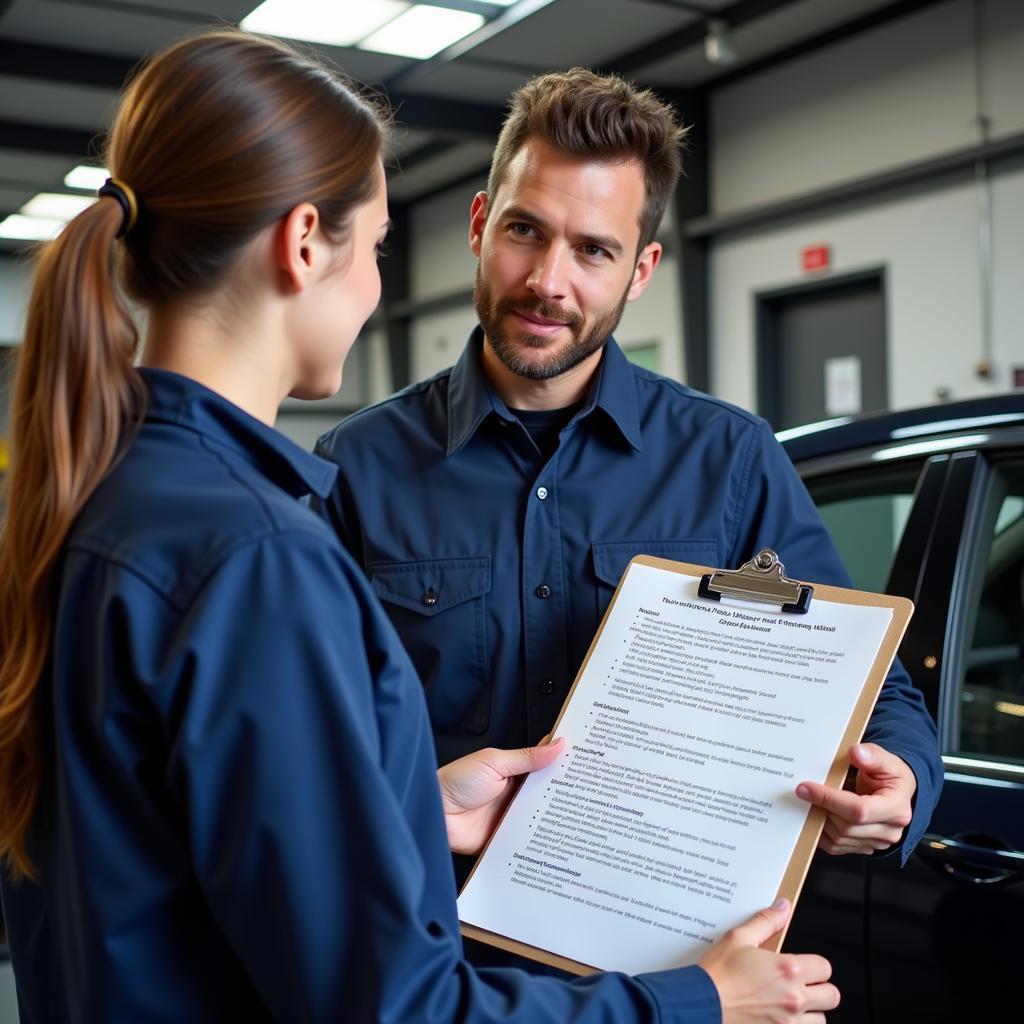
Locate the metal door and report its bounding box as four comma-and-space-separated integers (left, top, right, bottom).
757, 270, 887, 432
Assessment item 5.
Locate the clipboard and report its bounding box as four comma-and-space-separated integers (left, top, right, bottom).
459, 549, 914, 975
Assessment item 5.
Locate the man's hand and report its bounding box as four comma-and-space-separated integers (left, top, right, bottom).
796, 742, 915, 855
438, 738, 564, 855
699, 899, 839, 1024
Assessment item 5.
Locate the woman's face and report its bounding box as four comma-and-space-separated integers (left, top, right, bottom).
289, 161, 390, 400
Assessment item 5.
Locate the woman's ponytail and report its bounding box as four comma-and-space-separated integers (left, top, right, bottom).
0, 195, 144, 878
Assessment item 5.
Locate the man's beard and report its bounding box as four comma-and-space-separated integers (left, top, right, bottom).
474, 267, 630, 381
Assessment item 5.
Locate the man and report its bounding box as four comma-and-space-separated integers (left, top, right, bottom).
313, 69, 941, 877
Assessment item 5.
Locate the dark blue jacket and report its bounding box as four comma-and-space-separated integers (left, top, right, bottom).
313, 332, 942, 864
0, 369, 718, 1023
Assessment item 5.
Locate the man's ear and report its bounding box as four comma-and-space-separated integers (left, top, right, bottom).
469, 191, 489, 257
626, 241, 662, 302
276, 202, 321, 292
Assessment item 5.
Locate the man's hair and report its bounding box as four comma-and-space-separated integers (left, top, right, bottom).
486, 68, 688, 252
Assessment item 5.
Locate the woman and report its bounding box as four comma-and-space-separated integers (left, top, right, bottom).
0, 29, 838, 1024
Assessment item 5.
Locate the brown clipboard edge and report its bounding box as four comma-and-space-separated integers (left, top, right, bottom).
458, 553, 914, 974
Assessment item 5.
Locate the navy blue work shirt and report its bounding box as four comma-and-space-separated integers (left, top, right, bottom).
313, 330, 943, 863
0, 369, 720, 1023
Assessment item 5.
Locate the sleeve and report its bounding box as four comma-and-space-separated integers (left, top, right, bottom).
165, 529, 722, 1024
728, 420, 943, 864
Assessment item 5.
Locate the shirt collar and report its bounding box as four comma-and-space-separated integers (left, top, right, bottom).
588, 335, 643, 453
446, 327, 643, 456
446, 328, 512, 456
138, 368, 338, 499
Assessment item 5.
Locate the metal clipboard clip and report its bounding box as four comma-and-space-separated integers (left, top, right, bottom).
697, 548, 813, 614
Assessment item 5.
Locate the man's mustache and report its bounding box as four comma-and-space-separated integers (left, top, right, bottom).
495, 298, 584, 332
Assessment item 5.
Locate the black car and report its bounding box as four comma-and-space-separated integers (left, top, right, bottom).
778, 393, 1024, 1023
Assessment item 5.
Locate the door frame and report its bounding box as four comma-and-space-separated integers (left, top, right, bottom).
755, 266, 888, 427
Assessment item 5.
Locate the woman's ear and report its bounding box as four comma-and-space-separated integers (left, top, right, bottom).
275, 202, 321, 293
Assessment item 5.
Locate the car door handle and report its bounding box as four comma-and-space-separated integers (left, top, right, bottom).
918, 832, 1024, 883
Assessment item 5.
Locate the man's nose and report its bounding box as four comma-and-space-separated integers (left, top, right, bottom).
525, 245, 569, 302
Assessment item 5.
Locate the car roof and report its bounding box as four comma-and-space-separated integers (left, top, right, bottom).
777, 392, 1024, 464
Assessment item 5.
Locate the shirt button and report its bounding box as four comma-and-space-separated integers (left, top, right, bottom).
539, 679, 555, 695
422, 588, 439, 606
536, 486, 549, 500
535, 584, 552, 599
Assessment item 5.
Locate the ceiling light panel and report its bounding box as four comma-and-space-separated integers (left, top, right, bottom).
64, 165, 110, 191
360, 5, 485, 59
21, 193, 96, 220
0, 215, 66, 242
241, 0, 409, 47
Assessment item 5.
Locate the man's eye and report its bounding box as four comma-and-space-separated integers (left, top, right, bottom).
582, 244, 608, 259
509, 223, 535, 237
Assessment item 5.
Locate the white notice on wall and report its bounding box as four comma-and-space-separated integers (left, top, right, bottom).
458, 561, 898, 976
824, 355, 862, 416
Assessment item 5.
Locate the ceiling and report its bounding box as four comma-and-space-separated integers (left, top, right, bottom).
0, 0, 944, 249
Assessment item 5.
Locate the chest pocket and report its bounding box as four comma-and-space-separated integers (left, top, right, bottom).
591, 540, 720, 621
369, 556, 492, 735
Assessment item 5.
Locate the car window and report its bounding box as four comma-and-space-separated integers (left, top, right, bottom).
957, 464, 1024, 764
803, 463, 923, 594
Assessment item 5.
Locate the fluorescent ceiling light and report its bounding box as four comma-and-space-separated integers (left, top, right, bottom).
64, 165, 110, 191
21, 193, 96, 220
0, 214, 66, 241
241, 0, 409, 47
361, 5, 484, 59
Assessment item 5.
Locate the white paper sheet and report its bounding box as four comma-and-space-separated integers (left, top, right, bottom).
457, 562, 894, 975
824, 355, 862, 416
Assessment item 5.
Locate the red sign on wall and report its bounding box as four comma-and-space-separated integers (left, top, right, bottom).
801, 245, 831, 272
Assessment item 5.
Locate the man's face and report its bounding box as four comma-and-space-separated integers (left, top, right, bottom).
470, 137, 661, 382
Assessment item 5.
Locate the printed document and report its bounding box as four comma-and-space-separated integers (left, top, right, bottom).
458, 560, 898, 974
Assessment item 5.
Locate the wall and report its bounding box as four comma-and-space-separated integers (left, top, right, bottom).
707, 0, 1024, 412
711, 0, 1024, 216
0, 256, 31, 346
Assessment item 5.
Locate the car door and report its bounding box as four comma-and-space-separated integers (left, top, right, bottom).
780, 451, 934, 1022
787, 439, 1024, 1024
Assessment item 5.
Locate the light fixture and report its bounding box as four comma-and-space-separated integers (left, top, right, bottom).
0, 214, 66, 241
21, 193, 96, 221
360, 5, 484, 59
241, 0, 409, 47
63, 165, 110, 191
704, 18, 737, 66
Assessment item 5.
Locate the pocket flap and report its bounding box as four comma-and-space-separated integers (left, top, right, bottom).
369, 556, 492, 616
591, 540, 719, 588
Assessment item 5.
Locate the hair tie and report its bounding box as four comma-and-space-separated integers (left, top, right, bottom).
98, 178, 138, 237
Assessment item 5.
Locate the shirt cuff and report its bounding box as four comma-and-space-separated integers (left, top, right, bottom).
635, 965, 721, 1024
873, 750, 929, 865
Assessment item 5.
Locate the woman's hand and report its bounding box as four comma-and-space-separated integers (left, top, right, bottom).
699, 899, 840, 1024
438, 738, 564, 855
